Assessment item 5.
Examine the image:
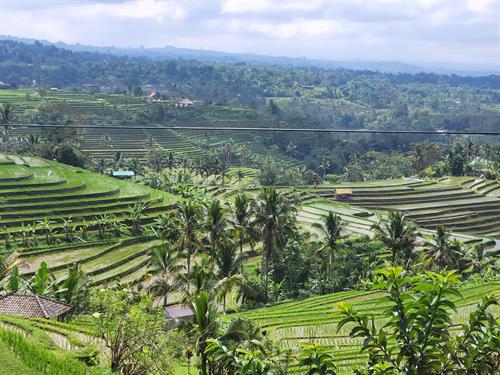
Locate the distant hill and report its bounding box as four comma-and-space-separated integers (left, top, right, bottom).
1, 34, 498, 76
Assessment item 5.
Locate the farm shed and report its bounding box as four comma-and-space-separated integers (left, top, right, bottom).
111, 170, 135, 179
164, 304, 194, 329
335, 188, 353, 201
176, 98, 194, 107
0, 294, 72, 319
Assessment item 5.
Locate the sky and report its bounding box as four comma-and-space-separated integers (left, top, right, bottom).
0, 0, 499, 67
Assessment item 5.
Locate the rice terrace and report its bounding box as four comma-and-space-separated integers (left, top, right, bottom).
0, 3, 499, 374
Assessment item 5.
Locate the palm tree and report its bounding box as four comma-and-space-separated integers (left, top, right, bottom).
55, 264, 90, 312
62, 217, 73, 242
286, 141, 298, 163
0, 251, 17, 283
174, 200, 203, 279
236, 169, 244, 187
99, 133, 113, 148
212, 240, 247, 313
319, 158, 331, 179
371, 211, 417, 269
37, 218, 55, 245
96, 214, 111, 239
205, 199, 227, 257
148, 243, 185, 307
468, 243, 496, 274
424, 225, 462, 270
233, 192, 254, 255
190, 291, 219, 375
253, 187, 297, 302
129, 201, 149, 234
0, 104, 13, 153
312, 212, 343, 278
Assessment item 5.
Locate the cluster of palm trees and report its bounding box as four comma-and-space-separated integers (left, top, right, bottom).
3, 201, 151, 251
372, 210, 496, 273
145, 187, 298, 314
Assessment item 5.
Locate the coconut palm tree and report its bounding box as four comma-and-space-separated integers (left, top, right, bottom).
96, 214, 111, 239
286, 141, 298, 163
148, 243, 185, 307
253, 187, 297, 302
424, 225, 462, 270
129, 201, 149, 234
37, 218, 55, 245
190, 291, 219, 375
312, 212, 343, 278
174, 200, 203, 278
319, 158, 331, 179
205, 199, 227, 257
62, 217, 74, 242
372, 211, 417, 269
99, 133, 113, 148
153, 213, 180, 243
0, 251, 17, 283
0, 104, 13, 153
468, 243, 496, 274
233, 192, 254, 255
212, 240, 247, 313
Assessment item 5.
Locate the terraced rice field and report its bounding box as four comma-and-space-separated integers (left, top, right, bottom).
0, 154, 179, 285
237, 279, 500, 373
0, 154, 176, 232
299, 178, 500, 250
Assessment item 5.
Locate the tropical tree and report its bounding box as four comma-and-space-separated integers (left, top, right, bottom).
37, 218, 56, 245
205, 199, 227, 257
212, 240, 247, 313
147, 243, 185, 307
0, 104, 13, 152
189, 291, 220, 375
298, 343, 336, 374
337, 267, 499, 374
424, 225, 462, 270
99, 133, 113, 148
319, 158, 331, 179
371, 211, 417, 268
286, 141, 298, 163
233, 192, 254, 255
253, 187, 297, 302
174, 200, 203, 279
62, 217, 74, 242
96, 214, 111, 239
0, 251, 17, 284
54, 264, 90, 312
26, 262, 58, 296
468, 243, 496, 274
312, 212, 342, 278
129, 201, 149, 234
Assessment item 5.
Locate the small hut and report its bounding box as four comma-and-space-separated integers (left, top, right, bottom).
164, 304, 194, 329
0, 294, 72, 319
111, 170, 135, 179
335, 188, 352, 201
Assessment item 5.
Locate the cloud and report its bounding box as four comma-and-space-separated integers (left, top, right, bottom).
0, 0, 497, 65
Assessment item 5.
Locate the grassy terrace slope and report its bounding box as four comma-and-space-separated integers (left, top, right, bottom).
0, 154, 179, 284
298, 178, 500, 246
237, 279, 500, 374
0, 154, 177, 232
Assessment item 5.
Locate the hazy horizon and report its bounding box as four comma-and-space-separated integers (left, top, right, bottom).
0, 0, 499, 69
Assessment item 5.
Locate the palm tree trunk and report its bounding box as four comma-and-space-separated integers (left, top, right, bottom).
223, 294, 226, 314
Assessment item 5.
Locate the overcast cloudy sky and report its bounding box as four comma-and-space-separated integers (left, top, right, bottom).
0, 0, 498, 66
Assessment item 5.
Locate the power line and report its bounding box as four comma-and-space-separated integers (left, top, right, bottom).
7, 123, 500, 136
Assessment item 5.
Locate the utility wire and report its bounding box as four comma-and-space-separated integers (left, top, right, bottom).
7, 123, 500, 136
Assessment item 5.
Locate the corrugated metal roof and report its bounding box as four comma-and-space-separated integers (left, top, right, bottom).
111, 170, 135, 177
336, 188, 353, 195
164, 304, 193, 319
0, 294, 72, 319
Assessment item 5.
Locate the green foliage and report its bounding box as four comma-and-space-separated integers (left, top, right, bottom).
298, 343, 337, 375
337, 267, 499, 374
